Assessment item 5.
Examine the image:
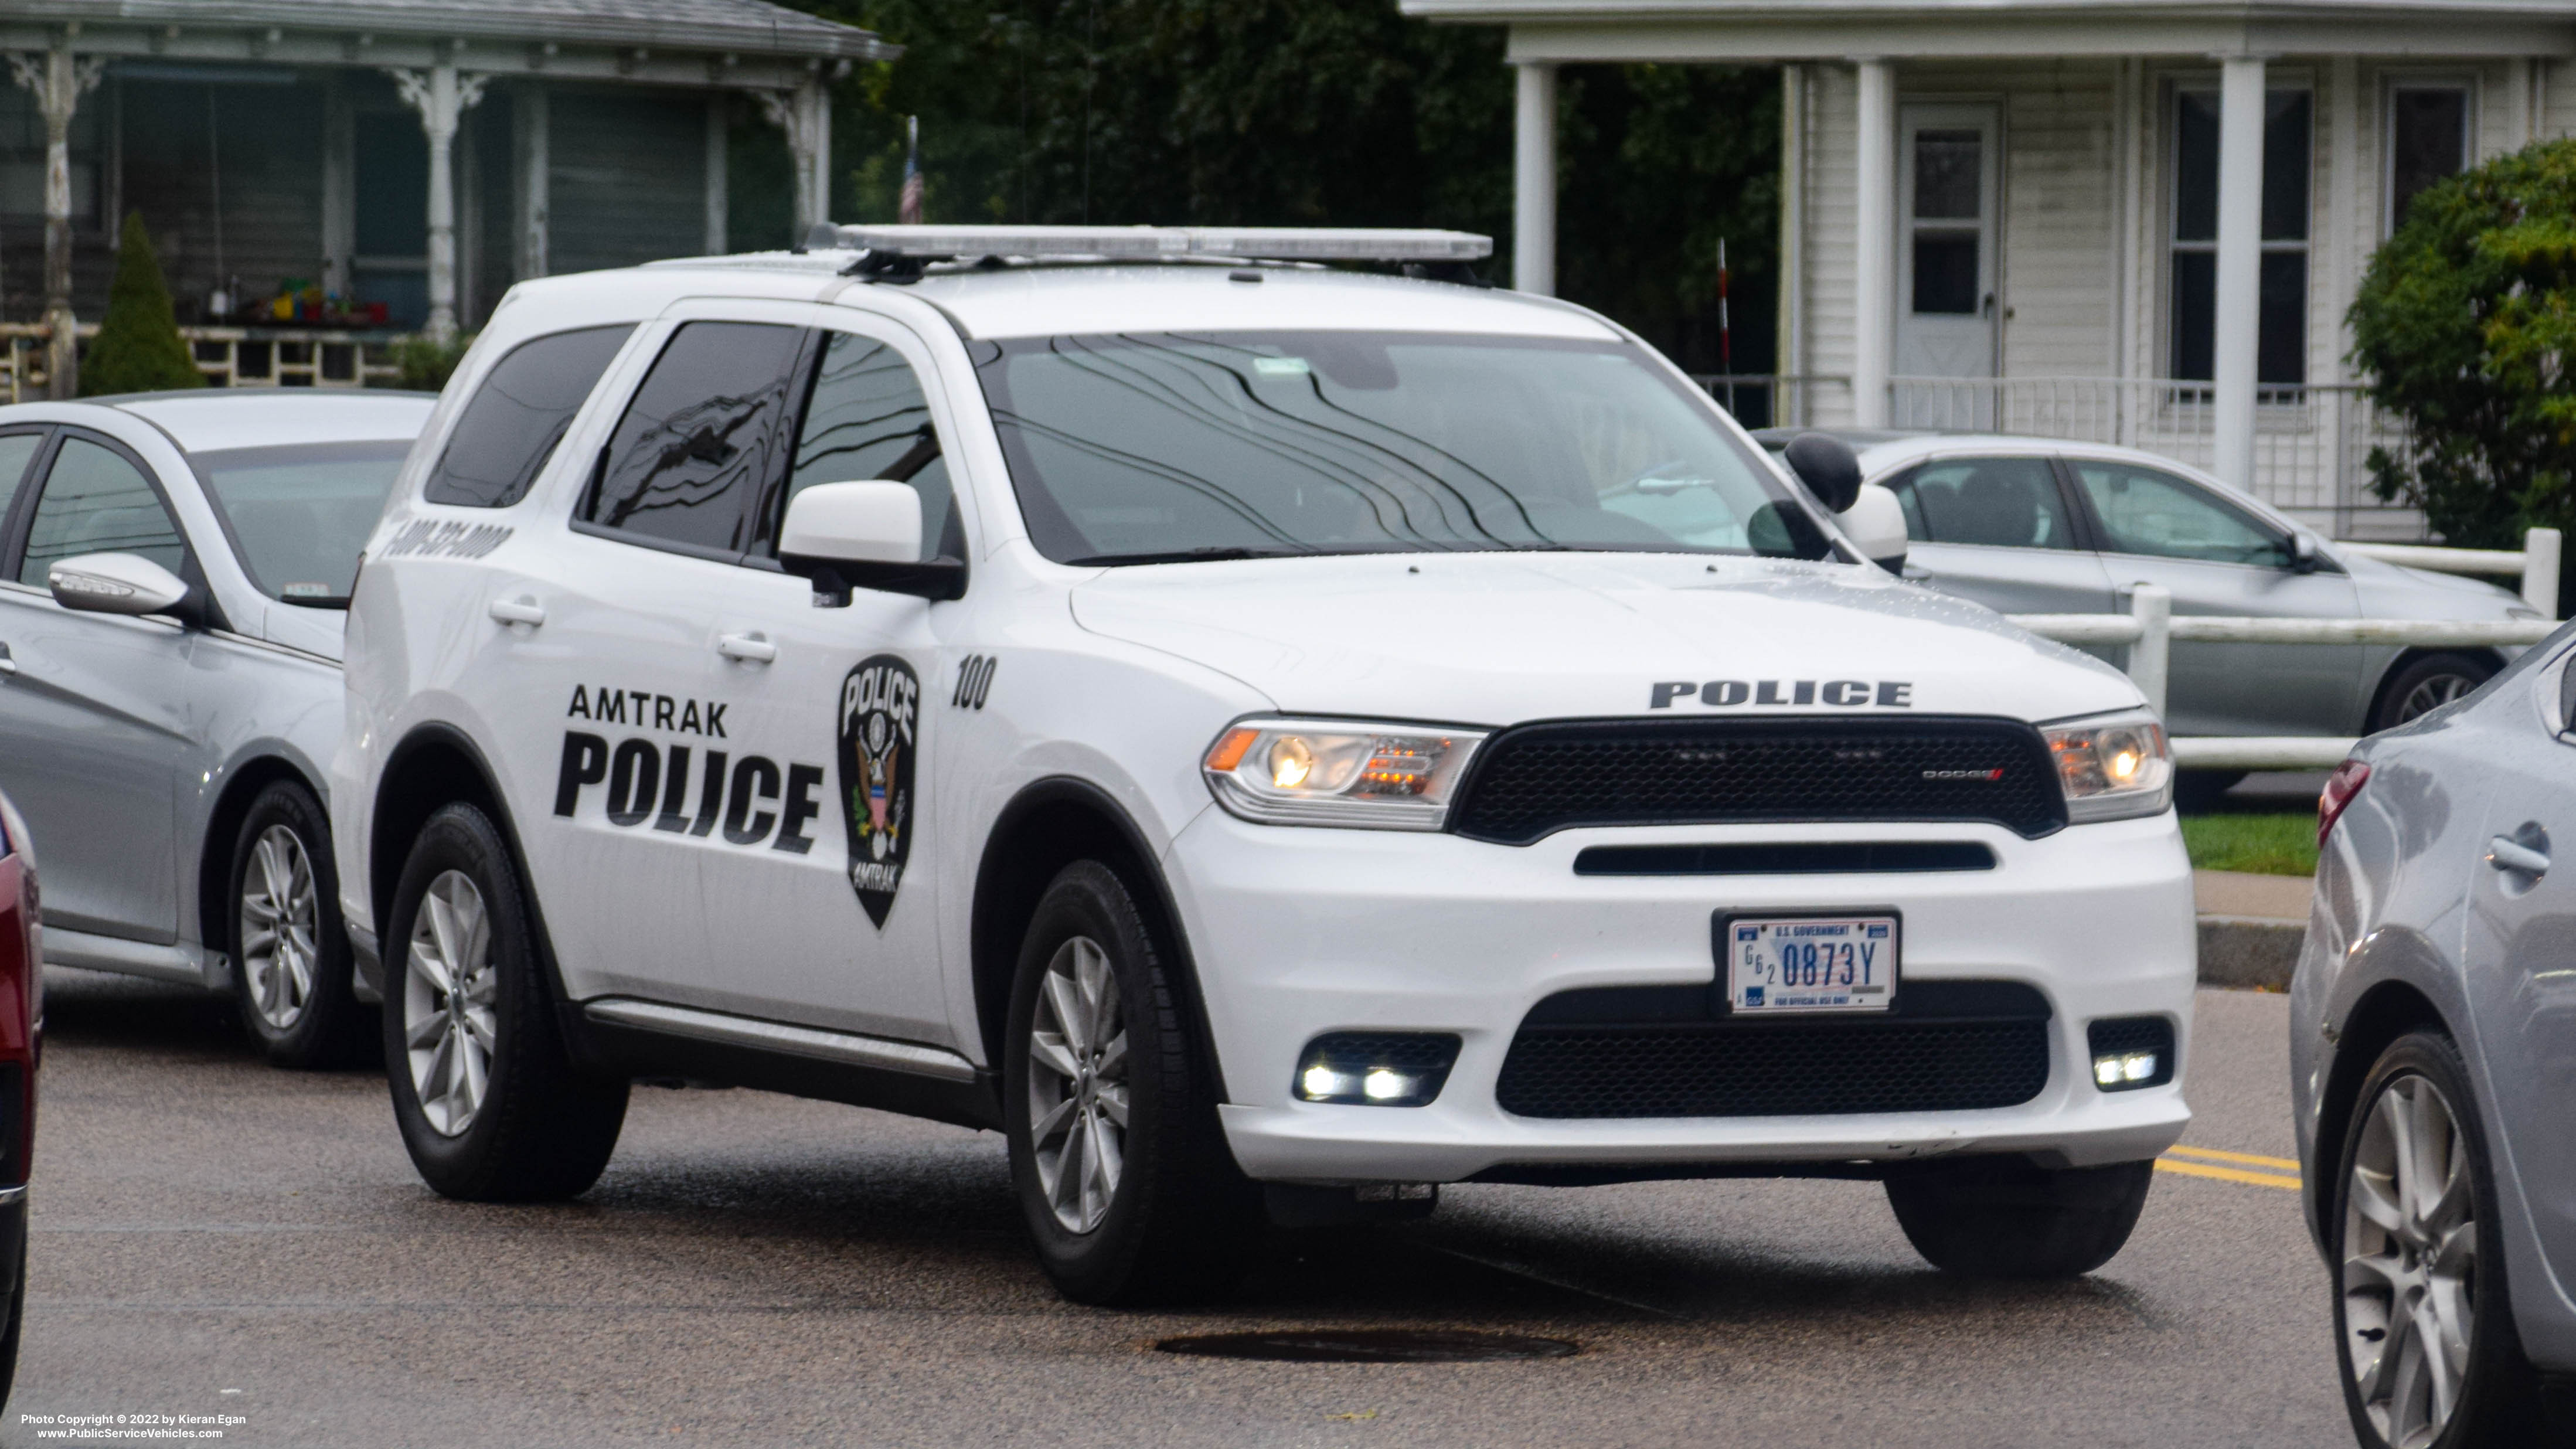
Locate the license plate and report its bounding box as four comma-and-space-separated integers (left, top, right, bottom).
1723, 914, 1898, 1013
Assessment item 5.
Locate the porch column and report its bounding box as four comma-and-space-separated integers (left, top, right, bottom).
1852, 59, 1895, 428
705, 94, 729, 256
322, 78, 356, 301
1513, 62, 1557, 295
2211, 55, 2267, 492
388, 62, 491, 341
513, 84, 549, 281
756, 80, 831, 239
8, 49, 106, 399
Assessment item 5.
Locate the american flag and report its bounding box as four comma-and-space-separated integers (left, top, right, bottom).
898, 115, 923, 225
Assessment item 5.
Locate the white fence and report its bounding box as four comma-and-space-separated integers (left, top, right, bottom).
2007, 528, 2563, 772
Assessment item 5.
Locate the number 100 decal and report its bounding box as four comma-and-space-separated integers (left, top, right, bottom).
952, 654, 997, 710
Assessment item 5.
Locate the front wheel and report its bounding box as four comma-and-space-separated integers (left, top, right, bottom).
1884, 1155, 2154, 1278
2332, 1032, 2543, 1449
1002, 860, 1260, 1305
384, 802, 627, 1202
229, 781, 374, 1068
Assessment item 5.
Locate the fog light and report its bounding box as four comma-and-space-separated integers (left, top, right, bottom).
1292, 1032, 1462, 1107
2086, 1017, 2176, 1091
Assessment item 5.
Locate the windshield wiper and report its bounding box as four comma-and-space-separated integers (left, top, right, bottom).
1065, 546, 1312, 566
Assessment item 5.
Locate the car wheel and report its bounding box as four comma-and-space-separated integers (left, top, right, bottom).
229, 781, 374, 1069
0, 1200, 23, 1408
384, 802, 628, 1202
1884, 1155, 2155, 1278
2372, 653, 2496, 733
1003, 860, 1260, 1305
2332, 1031, 2544, 1449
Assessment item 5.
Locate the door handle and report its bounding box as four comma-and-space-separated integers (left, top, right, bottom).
2487, 831, 2550, 878
716, 632, 777, 664
487, 597, 546, 628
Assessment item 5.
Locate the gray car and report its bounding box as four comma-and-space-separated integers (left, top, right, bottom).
2294, 630, 2576, 1445
0, 389, 433, 1066
1754, 430, 2540, 747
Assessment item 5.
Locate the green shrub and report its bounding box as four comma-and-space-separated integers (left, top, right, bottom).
2349, 138, 2576, 570
384, 334, 474, 393
79, 213, 203, 396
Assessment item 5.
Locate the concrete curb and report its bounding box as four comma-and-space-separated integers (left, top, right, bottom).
2198, 915, 2303, 992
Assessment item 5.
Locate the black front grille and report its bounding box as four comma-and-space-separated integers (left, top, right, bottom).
1495, 980, 2051, 1119
1450, 717, 2064, 845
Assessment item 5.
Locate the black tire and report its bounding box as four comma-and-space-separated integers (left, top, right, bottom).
227, 780, 375, 1069
1002, 860, 1261, 1305
0, 1202, 23, 1409
383, 802, 627, 1202
1885, 1155, 2155, 1278
2371, 652, 2497, 733
2330, 1032, 2544, 1449
2173, 770, 2248, 812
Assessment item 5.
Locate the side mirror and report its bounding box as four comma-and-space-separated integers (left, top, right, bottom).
2289, 532, 2320, 574
1837, 484, 1910, 574
1782, 433, 1863, 513
49, 552, 192, 618
778, 480, 966, 603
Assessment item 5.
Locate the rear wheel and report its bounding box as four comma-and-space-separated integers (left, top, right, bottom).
1003, 860, 1260, 1305
384, 802, 627, 1201
229, 781, 373, 1068
2371, 653, 2496, 733
2333, 1032, 2543, 1449
1885, 1155, 2155, 1278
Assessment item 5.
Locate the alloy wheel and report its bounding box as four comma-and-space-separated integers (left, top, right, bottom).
1025, 934, 1129, 1234
2394, 674, 2476, 724
239, 825, 319, 1032
403, 870, 498, 1138
2343, 1072, 2479, 1448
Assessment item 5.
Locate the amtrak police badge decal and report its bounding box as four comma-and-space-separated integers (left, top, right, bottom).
838, 655, 920, 927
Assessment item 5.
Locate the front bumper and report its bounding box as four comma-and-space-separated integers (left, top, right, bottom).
1163, 809, 2197, 1183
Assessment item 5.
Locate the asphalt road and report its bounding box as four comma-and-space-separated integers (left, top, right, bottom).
4, 971, 2344, 1448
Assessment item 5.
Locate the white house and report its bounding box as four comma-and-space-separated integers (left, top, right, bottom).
1401, 0, 2576, 538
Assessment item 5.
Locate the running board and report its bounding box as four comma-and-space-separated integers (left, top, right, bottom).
581, 999, 979, 1084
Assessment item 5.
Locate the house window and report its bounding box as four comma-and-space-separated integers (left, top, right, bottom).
2388, 84, 2470, 233
0, 84, 101, 222
2170, 86, 2311, 388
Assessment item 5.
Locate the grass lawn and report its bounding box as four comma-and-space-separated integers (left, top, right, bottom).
2180, 811, 2319, 876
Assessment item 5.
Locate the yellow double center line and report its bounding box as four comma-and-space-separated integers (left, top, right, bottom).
2156, 1144, 2303, 1191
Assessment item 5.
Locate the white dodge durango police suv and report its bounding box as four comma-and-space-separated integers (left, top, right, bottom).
334, 225, 2195, 1304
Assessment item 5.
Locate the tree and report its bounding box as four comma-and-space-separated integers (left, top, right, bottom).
2350, 138, 2576, 552
773, 1, 1779, 376
80, 213, 203, 397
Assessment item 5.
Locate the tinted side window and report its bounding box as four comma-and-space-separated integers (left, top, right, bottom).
768, 331, 952, 562
581, 322, 808, 556
424, 324, 636, 508
2073, 462, 2288, 566
1900, 457, 2074, 549
19, 437, 186, 586
0, 431, 43, 531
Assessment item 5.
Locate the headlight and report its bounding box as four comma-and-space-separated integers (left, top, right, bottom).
2042, 709, 2173, 824
1202, 717, 1488, 829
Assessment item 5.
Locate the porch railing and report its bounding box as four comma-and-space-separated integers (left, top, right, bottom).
2, 322, 405, 402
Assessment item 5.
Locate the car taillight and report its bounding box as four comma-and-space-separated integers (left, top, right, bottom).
2319, 758, 2371, 847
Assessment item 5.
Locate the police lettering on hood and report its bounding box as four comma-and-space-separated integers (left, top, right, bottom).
839, 655, 920, 927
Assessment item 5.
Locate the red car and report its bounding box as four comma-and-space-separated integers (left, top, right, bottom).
0, 792, 39, 1401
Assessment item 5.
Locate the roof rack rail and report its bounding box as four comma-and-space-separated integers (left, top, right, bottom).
799, 223, 1492, 265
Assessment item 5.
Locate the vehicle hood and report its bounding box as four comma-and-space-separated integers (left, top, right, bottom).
2339, 551, 2533, 615
257, 598, 347, 662
1068, 552, 2141, 726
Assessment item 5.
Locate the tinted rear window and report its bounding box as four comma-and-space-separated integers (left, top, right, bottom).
424, 325, 634, 508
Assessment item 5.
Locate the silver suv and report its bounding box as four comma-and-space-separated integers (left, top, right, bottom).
0, 389, 432, 1065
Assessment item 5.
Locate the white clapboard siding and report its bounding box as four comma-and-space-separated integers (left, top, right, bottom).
1997, 62, 2119, 377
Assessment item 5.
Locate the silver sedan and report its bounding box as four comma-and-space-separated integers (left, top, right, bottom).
0, 389, 432, 1066
2295, 630, 2576, 1447
1756, 430, 2540, 746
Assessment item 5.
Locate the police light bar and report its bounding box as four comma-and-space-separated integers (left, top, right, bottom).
801, 223, 1492, 264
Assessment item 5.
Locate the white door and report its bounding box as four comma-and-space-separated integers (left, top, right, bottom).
1894, 105, 2000, 426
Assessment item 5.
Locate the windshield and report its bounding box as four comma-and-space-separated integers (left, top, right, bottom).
190, 440, 412, 606
974, 331, 1828, 565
